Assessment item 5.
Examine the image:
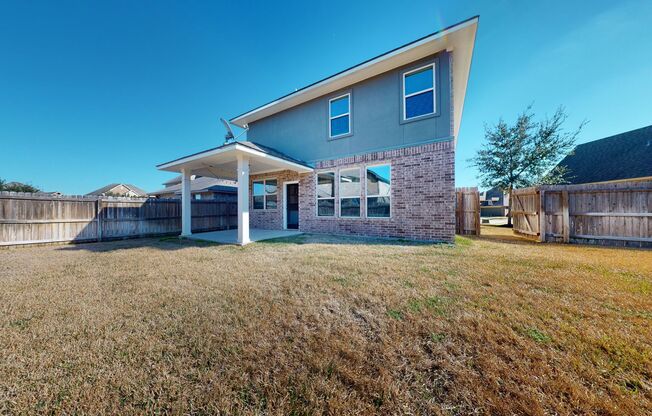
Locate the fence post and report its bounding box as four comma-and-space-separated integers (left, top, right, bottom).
456, 190, 463, 234
561, 190, 570, 243
474, 190, 481, 236
97, 198, 103, 242
538, 190, 546, 243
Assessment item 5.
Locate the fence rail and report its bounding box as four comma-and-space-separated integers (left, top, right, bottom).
512, 181, 652, 247
0, 192, 237, 246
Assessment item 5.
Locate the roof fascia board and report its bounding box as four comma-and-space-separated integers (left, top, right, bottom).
157, 142, 313, 173
157, 143, 237, 170
230, 17, 478, 127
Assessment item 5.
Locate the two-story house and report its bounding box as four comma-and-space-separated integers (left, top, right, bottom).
157, 16, 478, 244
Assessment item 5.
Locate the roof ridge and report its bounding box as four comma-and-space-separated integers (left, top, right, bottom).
577, 124, 652, 147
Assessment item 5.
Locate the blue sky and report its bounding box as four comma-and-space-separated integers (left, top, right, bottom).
1, 0, 651, 194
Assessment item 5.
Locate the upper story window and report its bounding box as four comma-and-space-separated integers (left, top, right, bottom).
403, 64, 435, 120
253, 179, 277, 210
329, 93, 351, 138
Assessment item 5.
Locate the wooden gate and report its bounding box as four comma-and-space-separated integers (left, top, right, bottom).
455, 187, 480, 235
512, 181, 652, 247
511, 187, 542, 240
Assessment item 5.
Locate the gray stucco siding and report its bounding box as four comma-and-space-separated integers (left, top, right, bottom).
246, 51, 452, 162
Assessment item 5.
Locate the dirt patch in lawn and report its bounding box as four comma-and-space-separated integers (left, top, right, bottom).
0, 232, 650, 415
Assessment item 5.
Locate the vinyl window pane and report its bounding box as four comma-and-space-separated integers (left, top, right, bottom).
317, 199, 335, 216
404, 67, 433, 95
265, 179, 277, 195
253, 181, 264, 196
253, 195, 264, 210
330, 115, 350, 136
405, 90, 434, 119
340, 198, 360, 217
330, 95, 349, 117
265, 194, 277, 209
366, 165, 391, 196
339, 168, 360, 197
367, 196, 390, 218
317, 172, 335, 198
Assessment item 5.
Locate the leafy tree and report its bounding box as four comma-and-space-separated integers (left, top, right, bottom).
0, 178, 41, 193
470, 106, 584, 225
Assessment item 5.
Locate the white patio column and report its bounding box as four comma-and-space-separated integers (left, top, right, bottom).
237, 154, 251, 245
181, 168, 192, 237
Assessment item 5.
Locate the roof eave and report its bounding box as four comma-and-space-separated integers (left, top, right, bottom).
230, 16, 479, 129
156, 142, 313, 174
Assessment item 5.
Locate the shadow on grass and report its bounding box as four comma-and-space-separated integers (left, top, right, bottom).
257, 233, 448, 247
55, 235, 224, 253
56, 232, 455, 252
472, 225, 540, 246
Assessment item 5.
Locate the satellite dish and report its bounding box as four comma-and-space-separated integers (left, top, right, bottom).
220, 118, 235, 142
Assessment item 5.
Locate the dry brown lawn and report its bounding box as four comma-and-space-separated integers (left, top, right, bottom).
0, 227, 651, 415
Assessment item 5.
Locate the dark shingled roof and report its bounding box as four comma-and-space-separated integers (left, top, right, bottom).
557, 125, 652, 184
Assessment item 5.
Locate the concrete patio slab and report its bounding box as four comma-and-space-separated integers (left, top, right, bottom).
185, 229, 302, 245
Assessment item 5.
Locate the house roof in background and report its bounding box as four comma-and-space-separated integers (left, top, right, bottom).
230, 16, 478, 141
86, 183, 148, 196
149, 176, 236, 196
557, 125, 652, 184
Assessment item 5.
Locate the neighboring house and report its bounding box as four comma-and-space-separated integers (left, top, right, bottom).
86, 183, 148, 197
480, 187, 508, 217
149, 175, 237, 201
556, 125, 652, 184
157, 17, 479, 244
35, 191, 63, 197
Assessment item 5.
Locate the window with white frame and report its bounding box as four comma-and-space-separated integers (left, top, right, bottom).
403, 64, 435, 120
253, 179, 277, 209
329, 93, 351, 138
339, 168, 360, 217
366, 165, 391, 218
316, 172, 335, 216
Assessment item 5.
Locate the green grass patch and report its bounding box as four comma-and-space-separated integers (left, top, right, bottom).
407, 299, 422, 313
524, 327, 552, 344
430, 332, 446, 342
454, 236, 473, 247
406, 296, 452, 317
387, 309, 403, 320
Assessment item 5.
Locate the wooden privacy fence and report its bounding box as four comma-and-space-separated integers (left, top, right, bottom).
0, 192, 238, 246
512, 180, 652, 247
455, 187, 480, 236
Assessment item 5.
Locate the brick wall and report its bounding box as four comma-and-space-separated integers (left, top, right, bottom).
249, 170, 303, 230
249, 140, 455, 242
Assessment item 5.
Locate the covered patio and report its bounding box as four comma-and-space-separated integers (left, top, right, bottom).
157, 141, 313, 245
